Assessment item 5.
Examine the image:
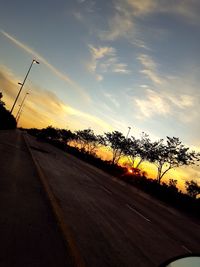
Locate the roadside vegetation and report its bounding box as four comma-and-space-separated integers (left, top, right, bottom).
0, 92, 16, 130
23, 125, 200, 219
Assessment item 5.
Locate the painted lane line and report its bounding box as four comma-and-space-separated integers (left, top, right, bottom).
126, 204, 151, 222
24, 134, 87, 267
182, 245, 192, 254
101, 186, 112, 195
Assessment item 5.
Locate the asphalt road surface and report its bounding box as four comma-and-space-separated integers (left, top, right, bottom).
0, 130, 73, 267
25, 133, 200, 267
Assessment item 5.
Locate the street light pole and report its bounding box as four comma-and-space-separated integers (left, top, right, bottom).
126, 126, 131, 139
15, 92, 29, 121
16, 106, 24, 125
10, 59, 39, 114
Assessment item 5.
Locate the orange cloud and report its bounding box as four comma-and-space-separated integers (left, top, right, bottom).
0, 66, 113, 132
1, 30, 91, 102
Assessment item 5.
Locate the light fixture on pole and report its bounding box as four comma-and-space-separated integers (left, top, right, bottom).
10, 59, 39, 114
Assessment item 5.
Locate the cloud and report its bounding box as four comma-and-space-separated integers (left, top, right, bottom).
168, 94, 194, 109
0, 66, 113, 131
140, 84, 149, 88
0, 30, 90, 102
140, 69, 163, 85
77, 0, 95, 13
73, 11, 84, 21
134, 88, 195, 119
125, 0, 158, 16
99, 12, 134, 41
0, 65, 19, 102
62, 105, 112, 131
103, 92, 120, 108
89, 45, 115, 60
135, 89, 171, 118
131, 39, 151, 50
0, 66, 65, 128
88, 45, 116, 75
137, 54, 156, 69
88, 45, 131, 80
112, 63, 131, 74
98, 0, 200, 45
124, 0, 200, 23
96, 74, 103, 81
137, 54, 163, 85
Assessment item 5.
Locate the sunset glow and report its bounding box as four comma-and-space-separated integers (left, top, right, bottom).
1, 0, 200, 187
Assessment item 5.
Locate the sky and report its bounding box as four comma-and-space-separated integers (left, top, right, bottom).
0, 0, 200, 187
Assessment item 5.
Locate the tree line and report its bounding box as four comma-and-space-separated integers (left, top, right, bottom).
26, 126, 200, 199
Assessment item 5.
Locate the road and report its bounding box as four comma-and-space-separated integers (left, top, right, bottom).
25, 133, 200, 267
0, 130, 73, 267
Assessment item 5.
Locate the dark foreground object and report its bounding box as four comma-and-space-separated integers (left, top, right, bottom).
0, 130, 72, 267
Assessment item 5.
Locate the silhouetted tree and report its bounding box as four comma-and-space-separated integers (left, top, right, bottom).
120, 136, 141, 169
167, 179, 178, 193
168, 179, 178, 188
27, 128, 41, 136
0, 92, 16, 129
185, 180, 200, 199
0, 92, 5, 106
75, 128, 102, 155
38, 126, 60, 140
59, 129, 74, 143
149, 137, 200, 184
104, 131, 126, 165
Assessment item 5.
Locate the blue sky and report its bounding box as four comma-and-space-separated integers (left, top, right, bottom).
0, 0, 200, 182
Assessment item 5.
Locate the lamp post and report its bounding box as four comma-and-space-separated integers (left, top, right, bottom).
10, 59, 39, 114
126, 126, 131, 139
15, 92, 29, 121
16, 105, 24, 125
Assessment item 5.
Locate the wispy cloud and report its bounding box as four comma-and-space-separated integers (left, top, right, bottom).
0, 65, 19, 101
131, 39, 151, 50
103, 92, 120, 108
62, 104, 112, 131
125, 0, 158, 16
98, 0, 200, 46
137, 54, 156, 69
88, 45, 116, 74
168, 94, 194, 109
112, 63, 131, 74
0, 66, 112, 131
0, 30, 90, 102
124, 0, 200, 23
134, 88, 195, 119
88, 44, 131, 80
89, 45, 115, 60
135, 89, 171, 118
99, 12, 134, 41
137, 54, 163, 85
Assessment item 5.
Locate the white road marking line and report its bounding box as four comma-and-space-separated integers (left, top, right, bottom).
126, 204, 151, 222
101, 186, 112, 195
111, 177, 126, 186
182, 245, 192, 253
